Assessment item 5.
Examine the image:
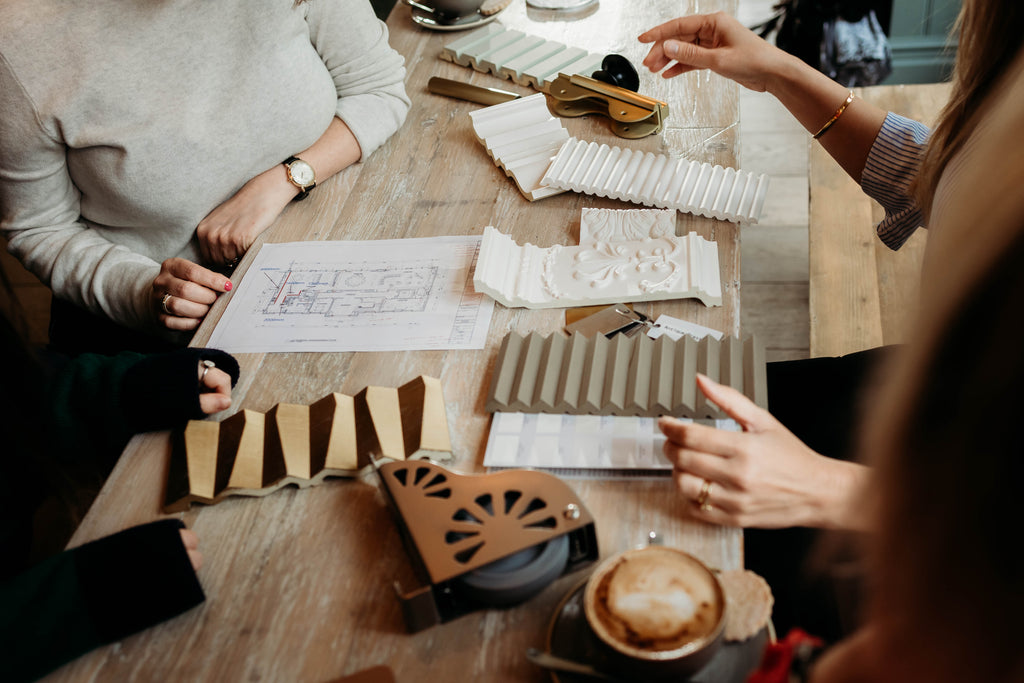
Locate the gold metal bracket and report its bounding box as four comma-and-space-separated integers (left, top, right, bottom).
546, 73, 669, 139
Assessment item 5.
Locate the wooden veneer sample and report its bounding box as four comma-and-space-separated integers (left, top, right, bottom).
485, 332, 767, 417
164, 376, 452, 512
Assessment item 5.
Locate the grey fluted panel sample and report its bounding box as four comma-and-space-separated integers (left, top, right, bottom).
485, 332, 767, 418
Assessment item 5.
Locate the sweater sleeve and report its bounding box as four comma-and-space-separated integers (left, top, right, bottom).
0, 53, 160, 330
0, 519, 204, 683
44, 348, 241, 466
302, 0, 411, 160
859, 113, 931, 250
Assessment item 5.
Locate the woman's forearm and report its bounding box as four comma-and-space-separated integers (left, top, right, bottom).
275, 116, 362, 201
767, 53, 888, 183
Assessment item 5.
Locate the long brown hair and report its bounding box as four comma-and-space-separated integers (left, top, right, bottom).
858, 54, 1024, 680
916, 0, 1024, 215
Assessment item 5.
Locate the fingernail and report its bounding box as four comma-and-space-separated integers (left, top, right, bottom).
665, 41, 679, 57
224, 281, 232, 291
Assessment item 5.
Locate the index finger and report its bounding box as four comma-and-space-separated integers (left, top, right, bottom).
658, 416, 746, 459
167, 258, 232, 293
638, 15, 703, 43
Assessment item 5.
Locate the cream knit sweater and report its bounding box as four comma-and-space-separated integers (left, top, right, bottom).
0, 0, 409, 330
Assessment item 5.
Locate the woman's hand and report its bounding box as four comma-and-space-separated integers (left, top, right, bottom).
152, 258, 232, 331
179, 528, 203, 571
195, 165, 298, 267
659, 374, 869, 530
638, 12, 791, 92
197, 359, 232, 414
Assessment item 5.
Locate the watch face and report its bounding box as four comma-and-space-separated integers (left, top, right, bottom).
288, 160, 315, 186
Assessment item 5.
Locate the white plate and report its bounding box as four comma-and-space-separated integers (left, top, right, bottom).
410, 5, 505, 31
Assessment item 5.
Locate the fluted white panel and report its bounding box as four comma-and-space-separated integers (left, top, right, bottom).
542, 138, 770, 224
469, 94, 568, 201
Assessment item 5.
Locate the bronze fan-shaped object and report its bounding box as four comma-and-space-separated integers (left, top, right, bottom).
375, 459, 599, 631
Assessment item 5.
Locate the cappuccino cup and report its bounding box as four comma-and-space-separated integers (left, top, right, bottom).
583, 546, 726, 679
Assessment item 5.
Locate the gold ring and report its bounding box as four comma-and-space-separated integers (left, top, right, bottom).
696, 479, 714, 512
161, 292, 173, 315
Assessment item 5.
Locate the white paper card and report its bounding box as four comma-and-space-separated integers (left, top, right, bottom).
647, 314, 724, 342
483, 412, 740, 479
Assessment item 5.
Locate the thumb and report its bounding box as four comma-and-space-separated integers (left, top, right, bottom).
696, 373, 776, 432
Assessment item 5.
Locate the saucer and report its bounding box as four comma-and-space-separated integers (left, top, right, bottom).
544, 578, 770, 683
410, 5, 505, 31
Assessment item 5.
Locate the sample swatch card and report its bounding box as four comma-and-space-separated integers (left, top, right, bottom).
483, 412, 740, 479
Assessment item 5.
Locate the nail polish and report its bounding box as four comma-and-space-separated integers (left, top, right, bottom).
224, 281, 233, 291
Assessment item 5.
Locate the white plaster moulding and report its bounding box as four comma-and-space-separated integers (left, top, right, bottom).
467, 96, 770, 221
542, 138, 770, 224
440, 23, 605, 91
579, 207, 676, 243
473, 224, 722, 309
468, 93, 568, 201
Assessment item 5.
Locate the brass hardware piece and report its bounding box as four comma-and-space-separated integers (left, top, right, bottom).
546, 72, 668, 139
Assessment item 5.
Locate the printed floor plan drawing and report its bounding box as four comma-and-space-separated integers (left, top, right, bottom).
261, 264, 439, 319
208, 237, 495, 353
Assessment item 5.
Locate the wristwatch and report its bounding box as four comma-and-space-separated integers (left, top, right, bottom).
283, 156, 316, 201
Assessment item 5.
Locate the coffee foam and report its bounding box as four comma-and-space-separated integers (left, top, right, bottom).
589, 547, 723, 654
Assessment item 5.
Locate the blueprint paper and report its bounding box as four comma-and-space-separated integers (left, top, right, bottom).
207, 237, 494, 353
482, 412, 740, 479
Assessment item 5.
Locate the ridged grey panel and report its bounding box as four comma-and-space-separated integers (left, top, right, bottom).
485, 332, 768, 418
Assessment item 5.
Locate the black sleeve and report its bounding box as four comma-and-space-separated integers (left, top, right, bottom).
1, 519, 204, 683
119, 348, 240, 433
74, 519, 205, 642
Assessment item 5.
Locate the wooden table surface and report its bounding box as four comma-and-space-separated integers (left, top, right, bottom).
809, 82, 951, 358
50, 2, 743, 680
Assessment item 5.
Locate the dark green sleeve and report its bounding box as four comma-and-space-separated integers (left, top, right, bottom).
43, 348, 240, 466
0, 519, 205, 683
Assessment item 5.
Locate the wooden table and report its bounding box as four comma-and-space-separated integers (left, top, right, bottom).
50, 2, 742, 680
809, 82, 951, 358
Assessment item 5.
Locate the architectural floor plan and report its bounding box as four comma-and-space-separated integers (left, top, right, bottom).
208, 237, 494, 353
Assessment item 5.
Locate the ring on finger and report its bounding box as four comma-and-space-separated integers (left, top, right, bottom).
200, 359, 215, 383
696, 478, 714, 512
161, 292, 173, 315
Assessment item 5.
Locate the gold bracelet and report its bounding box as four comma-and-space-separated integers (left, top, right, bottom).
812, 90, 856, 140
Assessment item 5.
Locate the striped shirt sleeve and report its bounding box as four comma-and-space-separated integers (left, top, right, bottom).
860, 113, 932, 249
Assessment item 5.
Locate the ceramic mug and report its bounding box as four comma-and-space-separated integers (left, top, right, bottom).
582, 545, 727, 680
406, 0, 485, 18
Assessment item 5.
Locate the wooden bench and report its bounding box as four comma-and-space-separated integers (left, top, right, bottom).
808, 82, 951, 357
